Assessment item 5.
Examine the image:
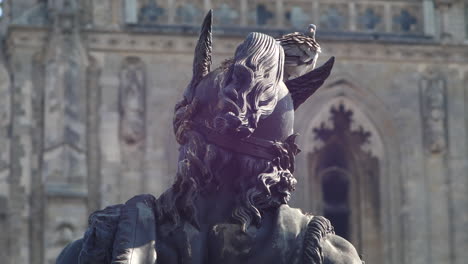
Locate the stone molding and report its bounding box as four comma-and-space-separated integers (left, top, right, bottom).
127, 0, 426, 35
6, 27, 468, 64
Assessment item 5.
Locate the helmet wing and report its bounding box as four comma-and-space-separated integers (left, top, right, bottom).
184, 10, 213, 102
285, 56, 335, 110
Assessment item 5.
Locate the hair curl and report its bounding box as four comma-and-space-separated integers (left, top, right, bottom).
214, 32, 285, 138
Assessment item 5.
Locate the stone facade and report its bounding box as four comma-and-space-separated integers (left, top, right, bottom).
0, 0, 467, 264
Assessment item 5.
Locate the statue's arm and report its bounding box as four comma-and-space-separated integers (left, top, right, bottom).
55, 203, 122, 264
302, 216, 363, 264
321, 234, 363, 264
55, 194, 158, 264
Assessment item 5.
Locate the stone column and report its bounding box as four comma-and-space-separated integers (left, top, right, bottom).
29, 52, 46, 264
348, 2, 357, 32
92, 0, 114, 28
0, 52, 11, 193
80, 0, 93, 27
382, 3, 392, 33
423, 0, 436, 36
9, 0, 37, 19
7, 44, 36, 264
86, 56, 102, 214
446, 70, 468, 264
436, 1, 452, 40
118, 57, 147, 201
42, 1, 90, 263
0, 0, 11, 34
112, 0, 123, 27
0, 45, 11, 264
124, 0, 138, 24
240, 0, 247, 26
419, 71, 451, 264
91, 0, 122, 29
276, 0, 283, 28
168, 0, 176, 24
434, 0, 463, 42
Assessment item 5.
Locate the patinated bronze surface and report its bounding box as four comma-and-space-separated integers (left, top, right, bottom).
56, 10, 362, 264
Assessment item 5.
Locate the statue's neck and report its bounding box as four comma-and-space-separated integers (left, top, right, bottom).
195, 183, 238, 226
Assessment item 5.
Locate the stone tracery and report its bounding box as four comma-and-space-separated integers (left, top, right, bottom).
305, 92, 384, 264
128, 0, 426, 36
308, 97, 384, 160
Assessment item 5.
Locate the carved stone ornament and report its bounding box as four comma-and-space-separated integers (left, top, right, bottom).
434, 0, 462, 8
308, 96, 384, 160
419, 72, 447, 154
119, 57, 146, 147
56, 10, 363, 264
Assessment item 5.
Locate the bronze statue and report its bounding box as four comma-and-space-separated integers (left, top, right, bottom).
57, 11, 362, 264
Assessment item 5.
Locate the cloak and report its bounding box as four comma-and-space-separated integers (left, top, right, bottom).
56, 194, 334, 264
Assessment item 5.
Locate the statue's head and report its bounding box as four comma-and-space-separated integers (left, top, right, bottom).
164, 11, 334, 231
214, 32, 285, 138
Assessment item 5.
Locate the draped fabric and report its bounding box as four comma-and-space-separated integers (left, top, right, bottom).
56, 195, 332, 264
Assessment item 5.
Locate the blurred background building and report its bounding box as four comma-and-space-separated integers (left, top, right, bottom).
0, 0, 467, 263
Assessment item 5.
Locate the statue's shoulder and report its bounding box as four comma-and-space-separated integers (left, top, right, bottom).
276, 205, 313, 234
56, 194, 158, 264
320, 234, 363, 264
268, 206, 361, 264
56, 203, 124, 264
303, 215, 363, 264
79, 203, 124, 263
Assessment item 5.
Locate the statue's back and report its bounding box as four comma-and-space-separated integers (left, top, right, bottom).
56, 194, 361, 264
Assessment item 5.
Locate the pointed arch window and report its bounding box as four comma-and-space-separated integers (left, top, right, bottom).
307, 99, 383, 262
320, 167, 351, 239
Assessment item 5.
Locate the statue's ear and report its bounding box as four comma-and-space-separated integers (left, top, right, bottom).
285, 57, 335, 110
184, 10, 213, 103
